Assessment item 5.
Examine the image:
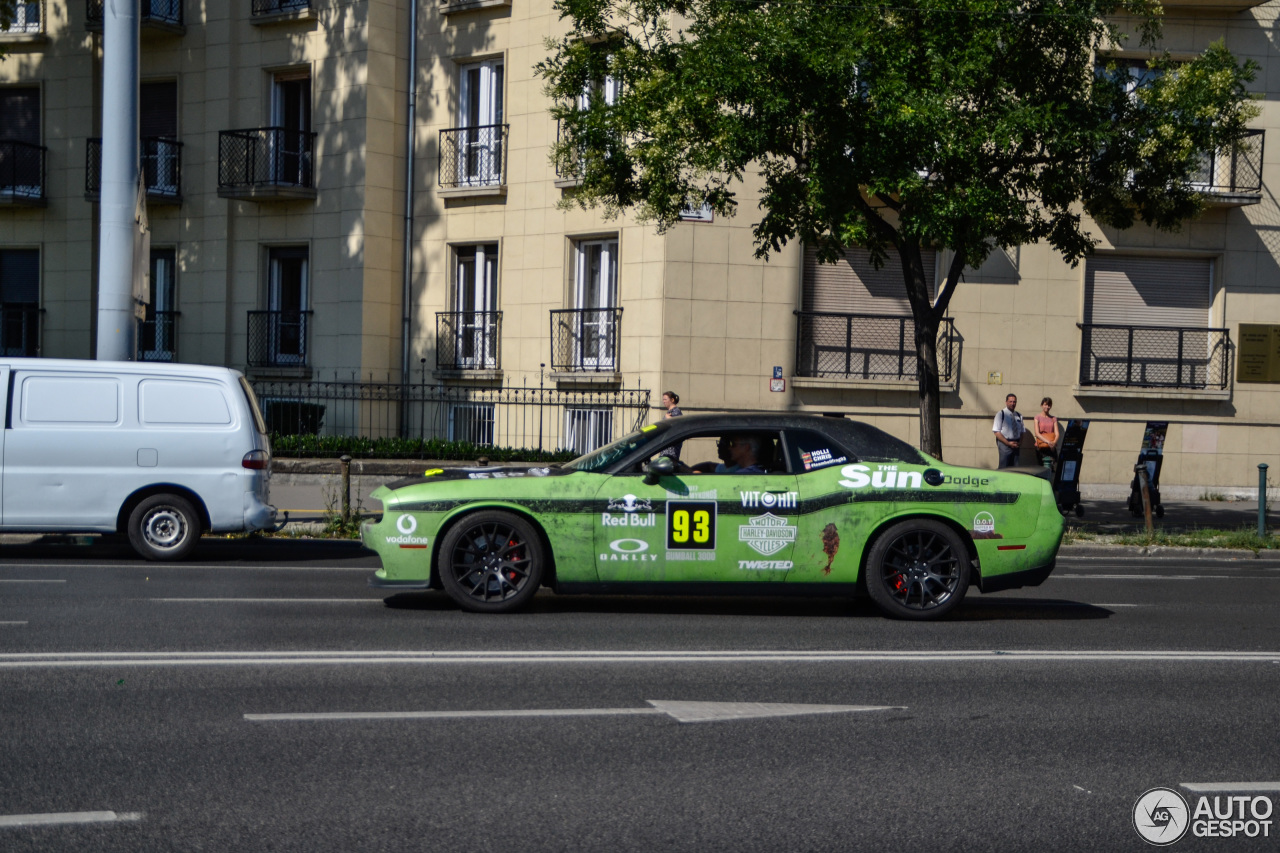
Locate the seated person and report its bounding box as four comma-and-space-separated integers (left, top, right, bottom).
675, 434, 768, 474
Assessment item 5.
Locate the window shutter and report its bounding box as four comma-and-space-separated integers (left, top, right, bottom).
140, 82, 177, 138
802, 245, 936, 315
1084, 256, 1211, 328
0, 249, 39, 304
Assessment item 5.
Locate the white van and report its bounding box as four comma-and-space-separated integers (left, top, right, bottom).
0, 359, 277, 560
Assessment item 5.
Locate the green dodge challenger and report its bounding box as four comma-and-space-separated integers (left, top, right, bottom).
362, 413, 1064, 619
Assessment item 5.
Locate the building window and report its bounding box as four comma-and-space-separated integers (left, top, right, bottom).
560, 238, 619, 371
448, 402, 495, 445
247, 247, 310, 369
564, 407, 612, 455
0, 87, 43, 199
451, 59, 504, 187
0, 248, 39, 356
271, 71, 312, 186
138, 248, 177, 362
141, 80, 179, 197
2, 2, 41, 35
449, 244, 499, 369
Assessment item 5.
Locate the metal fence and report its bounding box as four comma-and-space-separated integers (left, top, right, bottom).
794, 312, 959, 382
551, 308, 622, 372
439, 125, 508, 188
1078, 323, 1231, 390
137, 310, 179, 362
436, 311, 501, 370
2, 1, 42, 34
0, 304, 40, 356
87, 137, 183, 199
250, 371, 651, 454
87, 0, 183, 26
248, 310, 312, 369
0, 141, 45, 200
251, 0, 310, 14
218, 128, 316, 191
1192, 129, 1264, 196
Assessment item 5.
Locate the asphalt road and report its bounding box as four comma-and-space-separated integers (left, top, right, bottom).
2, 538, 1279, 852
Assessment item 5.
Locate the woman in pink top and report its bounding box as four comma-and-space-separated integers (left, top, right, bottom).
1033, 397, 1060, 470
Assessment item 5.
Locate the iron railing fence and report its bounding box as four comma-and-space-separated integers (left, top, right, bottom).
1191, 129, 1264, 195
86, 137, 183, 198
794, 312, 958, 382
0, 140, 46, 200
439, 124, 508, 188
2, 1, 42, 34
218, 127, 316, 191
252, 0, 310, 14
551, 307, 622, 372
0, 304, 40, 356
87, 0, 182, 26
137, 310, 179, 362
250, 371, 651, 454
436, 311, 501, 370
1078, 324, 1231, 390
247, 310, 312, 369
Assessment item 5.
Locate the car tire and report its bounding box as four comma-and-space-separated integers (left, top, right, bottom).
437, 511, 545, 613
127, 494, 201, 562
864, 519, 970, 621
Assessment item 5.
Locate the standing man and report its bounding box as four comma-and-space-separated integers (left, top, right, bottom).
992, 393, 1024, 468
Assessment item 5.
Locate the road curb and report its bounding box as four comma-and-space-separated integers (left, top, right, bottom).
1058, 544, 1271, 560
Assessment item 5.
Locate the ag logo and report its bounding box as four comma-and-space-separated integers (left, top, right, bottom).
396, 515, 418, 535
1133, 787, 1190, 846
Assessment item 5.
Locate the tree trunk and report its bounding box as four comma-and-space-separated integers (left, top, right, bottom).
896, 241, 945, 459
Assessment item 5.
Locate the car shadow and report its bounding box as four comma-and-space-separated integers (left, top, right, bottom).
951, 597, 1115, 621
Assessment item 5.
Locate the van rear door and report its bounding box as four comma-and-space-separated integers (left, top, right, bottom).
0, 365, 8, 523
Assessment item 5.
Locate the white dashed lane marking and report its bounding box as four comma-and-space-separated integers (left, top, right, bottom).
0, 811, 143, 828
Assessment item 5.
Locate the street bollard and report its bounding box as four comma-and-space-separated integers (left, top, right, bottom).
1135, 462, 1154, 537
1260, 463, 1269, 539
340, 454, 352, 525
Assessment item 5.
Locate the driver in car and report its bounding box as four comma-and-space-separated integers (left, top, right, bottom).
672, 434, 768, 474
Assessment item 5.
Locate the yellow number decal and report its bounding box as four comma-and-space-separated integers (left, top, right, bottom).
692, 510, 710, 543
672, 510, 689, 543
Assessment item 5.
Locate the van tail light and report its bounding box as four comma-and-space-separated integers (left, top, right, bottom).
242, 450, 270, 470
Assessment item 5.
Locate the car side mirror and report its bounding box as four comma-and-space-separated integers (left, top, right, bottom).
644, 455, 675, 485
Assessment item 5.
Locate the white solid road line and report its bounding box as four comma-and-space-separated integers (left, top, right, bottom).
0, 579, 66, 583
1055, 574, 1220, 580
245, 700, 905, 724
1181, 782, 1280, 793
1, 649, 1279, 668
0, 811, 143, 828
0, 621, 28, 625
149, 598, 383, 603
0, 564, 370, 571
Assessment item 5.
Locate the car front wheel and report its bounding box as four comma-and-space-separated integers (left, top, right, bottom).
438, 511, 545, 613
127, 494, 201, 561
864, 519, 970, 620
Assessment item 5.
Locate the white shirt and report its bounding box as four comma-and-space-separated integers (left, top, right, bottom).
992, 407, 1024, 441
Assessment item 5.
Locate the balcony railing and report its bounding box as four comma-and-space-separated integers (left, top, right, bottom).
252, 0, 311, 14
87, 0, 183, 27
86, 137, 183, 200
1192, 129, 1264, 198
794, 312, 958, 383
247, 310, 312, 369
551, 308, 622, 373
0, 304, 40, 356
439, 124, 508, 189
1078, 323, 1231, 390
137, 310, 179, 362
0, 140, 45, 202
218, 128, 316, 198
554, 119, 582, 183
436, 311, 502, 371
1, 1, 42, 35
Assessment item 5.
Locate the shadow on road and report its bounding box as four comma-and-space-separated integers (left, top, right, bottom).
0, 534, 373, 565
955, 597, 1115, 620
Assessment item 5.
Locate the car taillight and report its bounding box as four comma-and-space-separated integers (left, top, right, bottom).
242, 450, 270, 470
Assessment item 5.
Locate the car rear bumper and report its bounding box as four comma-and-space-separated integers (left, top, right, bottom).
975, 559, 1055, 593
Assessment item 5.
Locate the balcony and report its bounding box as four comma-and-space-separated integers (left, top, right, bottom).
438, 124, 508, 197
436, 311, 502, 373
1194, 129, 1264, 207
218, 128, 317, 201
793, 312, 959, 387
0, 304, 40, 356
86, 0, 184, 33
1077, 323, 1231, 394
0, 140, 46, 206
250, 0, 313, 24
551, 308, 622, 375
86, 137, 183, 203
137, 310, 179, 362
247, 310, 312, 370
0, 1, 43, 40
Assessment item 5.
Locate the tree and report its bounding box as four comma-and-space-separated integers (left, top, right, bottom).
538, 0, 1259, 458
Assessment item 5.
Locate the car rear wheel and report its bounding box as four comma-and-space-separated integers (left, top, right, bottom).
127, 494, 200, 562
438, 511, 544, 613
864, 519, 970, 620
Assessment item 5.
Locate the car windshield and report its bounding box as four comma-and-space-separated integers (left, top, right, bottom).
563, 422, 670, 472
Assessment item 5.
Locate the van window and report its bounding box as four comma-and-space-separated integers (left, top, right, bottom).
22, 376, 121, 424
140, 380, 232, 425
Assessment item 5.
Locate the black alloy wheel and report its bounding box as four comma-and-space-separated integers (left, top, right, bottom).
864, 519, 970, 620
437, 511, 544, 613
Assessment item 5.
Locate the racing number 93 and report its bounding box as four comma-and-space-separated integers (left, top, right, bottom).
666, 501, 717, 550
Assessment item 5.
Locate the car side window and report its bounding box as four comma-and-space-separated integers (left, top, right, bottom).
784, 429, 854, 473
633, 431, 787, 474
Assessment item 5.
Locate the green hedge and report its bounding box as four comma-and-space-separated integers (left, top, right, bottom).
270, 433, 578, 463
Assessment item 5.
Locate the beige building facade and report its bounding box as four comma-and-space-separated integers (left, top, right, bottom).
0, 0, 1276, 494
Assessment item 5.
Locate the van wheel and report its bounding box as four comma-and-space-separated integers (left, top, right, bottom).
127, 495, 200, 561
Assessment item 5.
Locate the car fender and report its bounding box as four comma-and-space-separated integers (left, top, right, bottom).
853, 510, 980, 586
431, 500, 565, 588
